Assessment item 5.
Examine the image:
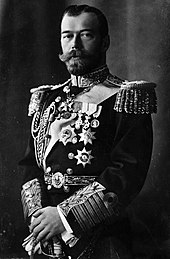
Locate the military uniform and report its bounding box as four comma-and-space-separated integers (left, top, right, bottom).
20, 65, 157, 259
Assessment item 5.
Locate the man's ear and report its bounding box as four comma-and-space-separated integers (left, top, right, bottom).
101, 35, 110, 52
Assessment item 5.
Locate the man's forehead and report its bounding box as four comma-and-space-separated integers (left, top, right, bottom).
61, 12, 99, 32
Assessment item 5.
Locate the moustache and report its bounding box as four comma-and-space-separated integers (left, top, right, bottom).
59, 50, 91, 62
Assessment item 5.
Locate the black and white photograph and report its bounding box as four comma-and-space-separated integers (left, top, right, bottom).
0, 0, 169, 258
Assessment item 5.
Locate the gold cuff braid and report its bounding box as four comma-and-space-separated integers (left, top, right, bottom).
58, 182, 119, 231
21, 178, 42, 219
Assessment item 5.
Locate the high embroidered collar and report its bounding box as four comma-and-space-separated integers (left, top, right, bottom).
71, 65, 109, 88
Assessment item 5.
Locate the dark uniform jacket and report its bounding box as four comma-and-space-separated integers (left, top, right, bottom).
20, 65, 157, 259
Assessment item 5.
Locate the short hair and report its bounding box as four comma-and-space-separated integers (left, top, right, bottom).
62, 5, 109, 38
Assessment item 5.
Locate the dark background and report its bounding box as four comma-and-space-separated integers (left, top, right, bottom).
0, 0, 170, 257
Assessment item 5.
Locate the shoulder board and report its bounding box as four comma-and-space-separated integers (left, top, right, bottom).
28, 79, 71, 116
114, 80, 157, 114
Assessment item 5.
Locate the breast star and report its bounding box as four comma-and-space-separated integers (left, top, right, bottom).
59, 125, 77, 146
75, 147, 94, 168
78, 128, 96, 145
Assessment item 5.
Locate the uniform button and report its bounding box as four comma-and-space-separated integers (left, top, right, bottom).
63, 186, 70, 193
55, 96, 61, 102
46, 167, 51, 173
66, 168, 73, 175
68, 153, 74, 159
103, 192, 118, 206
72, 137, 78, 144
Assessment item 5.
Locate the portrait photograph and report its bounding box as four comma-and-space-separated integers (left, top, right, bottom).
0, 0, 169, 258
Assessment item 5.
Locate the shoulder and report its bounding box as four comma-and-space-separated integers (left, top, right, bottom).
104, 73, 125, 87
104, 73, 157, 114
114, 80, 157, 114
28, 79, 71, 116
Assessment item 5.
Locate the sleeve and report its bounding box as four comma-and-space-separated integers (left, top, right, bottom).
58, 112, 153, 237
20, 135, 49, 223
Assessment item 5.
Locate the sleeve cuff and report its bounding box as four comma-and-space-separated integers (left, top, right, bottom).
58, 182, 119, 233
21, 178, 42, 220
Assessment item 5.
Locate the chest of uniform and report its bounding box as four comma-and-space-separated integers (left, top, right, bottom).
32, 90, 117, 192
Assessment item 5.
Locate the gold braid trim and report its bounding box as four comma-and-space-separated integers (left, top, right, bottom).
58, 182, 119, 232
28, 79, 71, 117
21, 178, 42, 220
28, 91, 46, 117
114, 81, 157, 114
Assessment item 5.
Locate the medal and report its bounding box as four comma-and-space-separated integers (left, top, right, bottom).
75, 147, 94, 168
75, 113, 83, 130
59, 125, 76, 146
83, 115, 90, 130
79, 128, 96, 145
91, 119, 100, 128
93, 105, 102, 118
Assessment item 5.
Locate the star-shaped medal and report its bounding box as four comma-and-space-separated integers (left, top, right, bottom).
75, 147, 94, 168
59, 125, 77, 146
79, 128, 96, 145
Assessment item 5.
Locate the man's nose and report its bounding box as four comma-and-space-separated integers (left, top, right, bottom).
71, 34, 82, 50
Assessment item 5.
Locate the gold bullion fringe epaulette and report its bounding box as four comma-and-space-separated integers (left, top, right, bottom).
21, 178, 42, 219
28, 79, 71, 116
114, 80, 157, 114
58, 181, 119, 232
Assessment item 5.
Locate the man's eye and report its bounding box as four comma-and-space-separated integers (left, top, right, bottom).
81, 32, 93, 39
62, 34, 73, 40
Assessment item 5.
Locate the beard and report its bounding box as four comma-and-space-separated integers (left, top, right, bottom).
59, 49, 102, 76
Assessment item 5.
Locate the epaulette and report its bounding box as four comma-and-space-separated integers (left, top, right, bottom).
28, 79, 71, 116
114, 80, 157, 114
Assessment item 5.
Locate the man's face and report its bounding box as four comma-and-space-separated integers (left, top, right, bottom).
60, 12, 105, 75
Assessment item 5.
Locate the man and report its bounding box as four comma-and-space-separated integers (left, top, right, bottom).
20, 5, 157, 259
